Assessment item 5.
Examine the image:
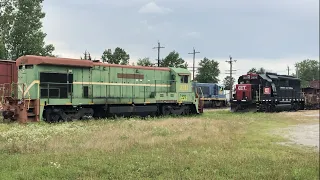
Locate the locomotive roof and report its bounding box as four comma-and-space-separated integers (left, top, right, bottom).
16, 55, 93, 67
259, 74, 272, 82
266, 73, 300, 80
254, 72, 300, 81
16, 55, 171, 71
240, 72, 300, 82
170, 67, 191, 75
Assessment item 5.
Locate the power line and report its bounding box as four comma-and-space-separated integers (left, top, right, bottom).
153, 41, 165, 67
225, 55, 237, 101
188, 47, 200, 80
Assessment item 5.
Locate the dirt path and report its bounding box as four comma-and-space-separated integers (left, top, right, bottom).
276, 111, 319, 151
280, 124, 319, 150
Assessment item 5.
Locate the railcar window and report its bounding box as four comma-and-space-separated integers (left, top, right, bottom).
18, 65, 34, 69
200, 86, 210, 95
180, 75, 189, 83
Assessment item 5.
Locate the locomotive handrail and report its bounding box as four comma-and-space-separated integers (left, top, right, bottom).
38, 80, 177, 100
0, 82, 31, 109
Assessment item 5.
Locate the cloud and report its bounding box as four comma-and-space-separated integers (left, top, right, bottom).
41, 0, 318, 81
181, 32, 200, 38
138, 2, 172, 14
139, 20, 154, 30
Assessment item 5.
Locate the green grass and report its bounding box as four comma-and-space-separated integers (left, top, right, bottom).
0, 110, 319, 180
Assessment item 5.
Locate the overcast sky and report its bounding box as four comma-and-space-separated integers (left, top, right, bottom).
42, 0, 319, 82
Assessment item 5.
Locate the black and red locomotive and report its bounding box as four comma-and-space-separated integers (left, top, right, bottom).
231, 72, 305, 112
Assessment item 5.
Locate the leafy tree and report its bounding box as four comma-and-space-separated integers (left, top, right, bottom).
101, 47, 130, 65
247, 68, 257, 73
257, 67, 266, 74
101, 49, 112, 63
295, 59, 319, 87
160, 51, 187, 68
137, 57, 153, 66
195, 57, 220, 83
0, 0, 55, 60
247, 67, 265, 74
223, 76, 235, 90
0, 38, 7, 59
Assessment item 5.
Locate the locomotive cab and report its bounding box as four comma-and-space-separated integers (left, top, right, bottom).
234, 73, 262, 102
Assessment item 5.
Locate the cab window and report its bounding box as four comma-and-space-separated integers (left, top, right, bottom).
180, 75, 188, 83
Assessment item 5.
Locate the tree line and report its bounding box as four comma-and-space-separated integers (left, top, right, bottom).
0, 0, 318, 88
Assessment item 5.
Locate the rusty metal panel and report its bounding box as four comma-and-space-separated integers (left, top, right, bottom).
117, 73, 144, 79
0, 60, 18, 84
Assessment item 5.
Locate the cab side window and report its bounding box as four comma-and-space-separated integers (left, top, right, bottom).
180, 75, 188, 83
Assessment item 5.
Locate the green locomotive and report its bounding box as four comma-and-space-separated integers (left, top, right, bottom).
1, 55, 204, 123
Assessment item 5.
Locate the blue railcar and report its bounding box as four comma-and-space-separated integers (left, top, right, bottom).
192, 82, 227, 108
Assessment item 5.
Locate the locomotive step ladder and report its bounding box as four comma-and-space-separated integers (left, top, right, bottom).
0, 83, 39, 123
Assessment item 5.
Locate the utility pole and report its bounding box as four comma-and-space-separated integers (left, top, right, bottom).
287, 66, 290, 75
153, 41, 165, 67
225, 55, 237, 101
83, 50, 91, 60
295, 64, 299, 78
188, 47, 200, 81
83, 51, 87, 60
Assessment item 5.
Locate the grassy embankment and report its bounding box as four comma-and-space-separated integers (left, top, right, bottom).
0, 110, 319, 180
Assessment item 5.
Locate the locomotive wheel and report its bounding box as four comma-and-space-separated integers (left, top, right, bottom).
51, 113, 61, 122
162, 105, 171, 116
293, 102, 299, 111
183, 106, 190, 115
45, 109, 61, 123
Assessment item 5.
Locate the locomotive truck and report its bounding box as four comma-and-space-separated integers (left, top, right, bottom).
0, 55, 204, 123
231, 72, 305, 112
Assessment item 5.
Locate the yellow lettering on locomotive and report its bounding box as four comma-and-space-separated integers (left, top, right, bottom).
180, 95, 187, 101
179, 84, 188, 91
